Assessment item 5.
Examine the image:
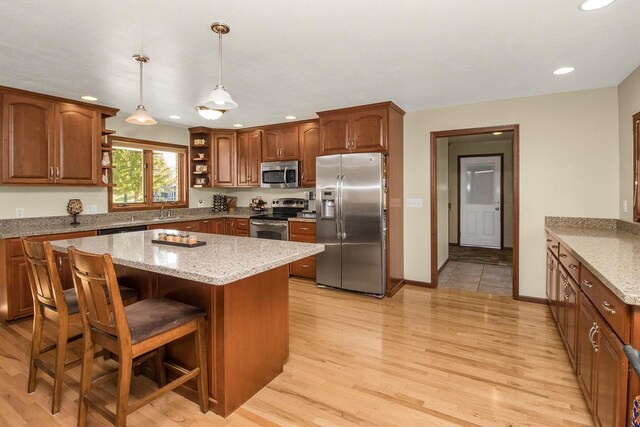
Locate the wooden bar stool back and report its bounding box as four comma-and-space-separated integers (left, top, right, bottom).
67, 246, 209, 427
22, 238, 81, 415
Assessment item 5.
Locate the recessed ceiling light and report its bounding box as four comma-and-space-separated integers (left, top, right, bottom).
169, 115, 181, 120
553, 67, 575, 75
81, 95, 98, 101
579, 0, 616, 11
285, 115, 297, 120
233, 123, 244, 128
493, 132, 503, 135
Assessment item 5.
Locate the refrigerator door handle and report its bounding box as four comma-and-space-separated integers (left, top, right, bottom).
340, 175, 346, 240
336, 174, 342, 239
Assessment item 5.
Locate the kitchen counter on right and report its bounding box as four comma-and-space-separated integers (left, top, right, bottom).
545, 217, 640, 306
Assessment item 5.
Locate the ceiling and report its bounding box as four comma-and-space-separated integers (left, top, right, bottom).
1, 0, 638, 129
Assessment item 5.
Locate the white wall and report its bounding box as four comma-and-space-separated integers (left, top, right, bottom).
404, 88, 619, 298
436, 138, 449, 269
618, 65, 640, 221
448, 139, 514, 247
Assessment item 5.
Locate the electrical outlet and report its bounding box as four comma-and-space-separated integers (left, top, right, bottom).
406, 198, 423, 208
86, 204, 97, 214
15, 208, 24, 218
623, 200, 628, 213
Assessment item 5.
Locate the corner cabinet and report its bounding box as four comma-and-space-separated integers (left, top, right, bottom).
1, 88, 117, 186
318, 103, 398, 155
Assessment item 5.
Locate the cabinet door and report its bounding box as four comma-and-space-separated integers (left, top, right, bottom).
212, 132, 236, 187
279, 126, 299, 160
546, 251, 555, 319
201, 220, 213, 234
248, 130, 262, 186
319, 112, 350, 155
10, 258, 33, 319
351, 108, 387, 152
225, 219, 235, 235
54, 103, 98, 184
594, 321, 628, 427
557, 268, 568, 339
299, 122, 319, 187
263, 130, 281, 162
577, 295, 597, 411
564, 278, 578, 367
212, 219, 225, 235
2, 93, 55, 183
236, 132, 250, 186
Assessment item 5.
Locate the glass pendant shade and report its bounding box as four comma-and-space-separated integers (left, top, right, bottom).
196, 106, 224, 120
126, 105, 157, 125
203, 85, 238, 110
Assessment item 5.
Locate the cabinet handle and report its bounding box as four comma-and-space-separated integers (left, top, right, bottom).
546, 239, 552, 242
300, 264, 309, 268
601, 301, 616, 315
559, 253, 567, 258
582, 280, 592, 288
299, 227, 309, 231
56, 167, 60, 178
564, 292, 569, 300
49, 166, 54, 179
588, 324, 595, 342
551, 244, 558, 249
592, 325, 599, 352
568, 264, 577, 270
301, 172, 305, 182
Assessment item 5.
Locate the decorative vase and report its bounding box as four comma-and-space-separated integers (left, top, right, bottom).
67, 199, 83, 225
101, 152, 111, 166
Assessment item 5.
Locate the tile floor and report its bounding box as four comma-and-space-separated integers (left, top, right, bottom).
438, 261, 512, 295
449, 244, 513, 266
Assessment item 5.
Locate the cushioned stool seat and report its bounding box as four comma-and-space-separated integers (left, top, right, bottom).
124, 298, 205, 344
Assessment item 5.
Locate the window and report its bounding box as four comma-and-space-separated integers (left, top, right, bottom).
108, 136, 188, 211
635, 112, 640, 222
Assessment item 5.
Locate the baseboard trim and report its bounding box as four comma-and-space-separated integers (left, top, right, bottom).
517, 296, 548, 305
405, 279, 437, 289
386, 279, 406, 297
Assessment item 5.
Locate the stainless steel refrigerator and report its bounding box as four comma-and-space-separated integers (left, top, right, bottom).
316, 153, 386, 296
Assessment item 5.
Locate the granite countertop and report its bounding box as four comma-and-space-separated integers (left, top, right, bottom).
0, 209, 252, 239
288, 217, 316, 223
545, 222, 640, 305
50, 230, 324, 286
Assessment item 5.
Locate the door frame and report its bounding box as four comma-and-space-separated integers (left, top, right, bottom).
430, 125, 520, 300
457, 153, 504, 249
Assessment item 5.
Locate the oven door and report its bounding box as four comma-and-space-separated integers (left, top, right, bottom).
250, 220, 289, 241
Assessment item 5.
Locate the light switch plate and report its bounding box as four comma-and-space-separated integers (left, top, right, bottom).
86, 204, 97, 214
406, 198, 423, 208
15, 208, 24, 218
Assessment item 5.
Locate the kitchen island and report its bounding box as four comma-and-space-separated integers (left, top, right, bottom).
50, 230, 324, 417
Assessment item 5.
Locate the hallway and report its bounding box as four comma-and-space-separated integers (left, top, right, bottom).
438, 261, 512, 295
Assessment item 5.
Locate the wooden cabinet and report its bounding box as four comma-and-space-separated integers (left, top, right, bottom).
212, 131, 236, 187
147, 220, 202, 233
237, 130, 261, 187
263, 126, 299, 162
557, 264, 578, 367
546, 249, 559, 322
212, 218, 225, 235
299, 122, 319, 187
224, 218, 249, 237
1, 89, 116, 186
189, 128, 212, 188
54, 103, 98, 184
577, 295, 598, 412
318, 103, 394, 155
1, 230, 97, 321
289, 221, 316, 279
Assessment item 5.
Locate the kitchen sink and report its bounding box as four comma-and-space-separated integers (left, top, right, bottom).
152, 216, 182, 221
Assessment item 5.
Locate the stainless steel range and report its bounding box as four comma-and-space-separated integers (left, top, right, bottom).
249, 198, 304, 241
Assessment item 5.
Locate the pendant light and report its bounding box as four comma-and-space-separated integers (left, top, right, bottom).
126, 54, 157, 125
196, 22, 237, 120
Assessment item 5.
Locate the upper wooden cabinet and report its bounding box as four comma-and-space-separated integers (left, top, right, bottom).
212, 131, 236, 187
318, 102, 403, 155
1, 87, 117, 186
263, 126, 299, 162
299, 122, 319, 187
237, 130, 261, 187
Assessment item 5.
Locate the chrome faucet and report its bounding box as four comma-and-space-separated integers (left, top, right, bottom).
167, 209, 172, 218
159, 202, 166, 218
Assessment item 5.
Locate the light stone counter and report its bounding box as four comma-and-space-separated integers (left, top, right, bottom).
288, 217, 316, 223
545, 224, 640, 305
50, 230, 324, 286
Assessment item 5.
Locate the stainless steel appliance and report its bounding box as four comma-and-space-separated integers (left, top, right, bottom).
260, 161, 299, 188
297, 190, 316, 218
316, 153, 386, 297
249, 198, 304, 240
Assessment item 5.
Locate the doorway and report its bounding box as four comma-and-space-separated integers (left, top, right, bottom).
430, 125, 520, 299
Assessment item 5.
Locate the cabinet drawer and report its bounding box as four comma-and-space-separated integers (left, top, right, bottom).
235, 218, 249, 231
290, 221, 316, 236
290, 233, 315, 243
290, 256, 316, 279
546, 233, 559, 257
558, 243, 580, 283
579, 265, 599, 306
10, 230, 96, 257
592, 276, 629, 341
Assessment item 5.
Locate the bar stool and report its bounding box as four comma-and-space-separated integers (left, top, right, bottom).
67, 246, 209, 427
21, 238, 138, 415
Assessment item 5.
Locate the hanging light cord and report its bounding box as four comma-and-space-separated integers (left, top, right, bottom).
139, 59, 144, 106
217, 30, 223, 86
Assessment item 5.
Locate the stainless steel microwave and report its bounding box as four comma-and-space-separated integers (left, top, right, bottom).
260, 161, 299, 188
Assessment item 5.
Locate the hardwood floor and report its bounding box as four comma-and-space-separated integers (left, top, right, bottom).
0, 278, 593, 426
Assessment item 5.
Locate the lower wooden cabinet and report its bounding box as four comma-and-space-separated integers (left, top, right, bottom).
1, 230, 96, 321
203, 218, 225, 235
224, 218, 249, 237
546, 250, 559, 321
147, 220, 202, 232
289, 221, 316, 279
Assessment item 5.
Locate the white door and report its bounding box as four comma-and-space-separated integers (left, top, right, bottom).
459, 156, 501, 249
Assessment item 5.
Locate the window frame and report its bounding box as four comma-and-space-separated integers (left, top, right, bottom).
634, 112, 640, 222
107, 136, 189, 212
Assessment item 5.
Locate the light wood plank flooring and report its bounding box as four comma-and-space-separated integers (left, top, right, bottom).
0, 279, 593, 426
